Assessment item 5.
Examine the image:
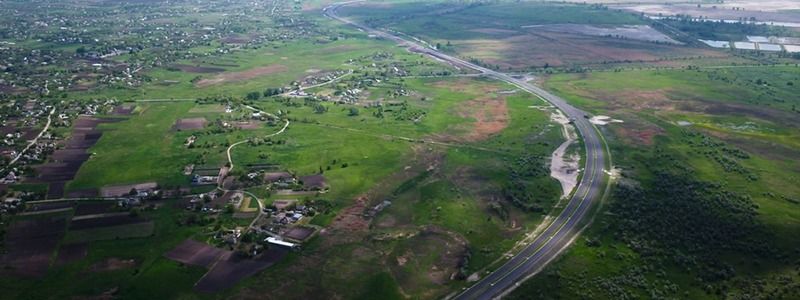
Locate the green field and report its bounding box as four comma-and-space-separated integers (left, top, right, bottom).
509, 66, 800, 299
3, 0, 800, 299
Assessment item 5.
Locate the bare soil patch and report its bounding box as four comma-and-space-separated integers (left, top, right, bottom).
27, 201, 73, 212
615, 126, 664, 146
74, 202, 116, 216
55, 243, 88, 266
99, 182, 157, 197
284, 226, 316, 242
165, 239, 229, 268
210, 190, 238, 208
195, 64, 288, 87
69, 214, 146, 230
34, 162, 82, 182
459, 97, 509, 142
51, 149, 92, 162
194, 248, 287, 293
73, 116, 122, 129
66, 189, 99, 198
88, 258, 137, 272
34, 116, 127, 198
47, 181, 67, 199
112, 105, 136, 115
231, 121, 262, 130
0, 216, 68, 278
174, 117, 207, 131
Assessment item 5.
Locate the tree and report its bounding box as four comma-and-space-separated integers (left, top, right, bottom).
313, 104, 327, 114
246, 91, 261, 100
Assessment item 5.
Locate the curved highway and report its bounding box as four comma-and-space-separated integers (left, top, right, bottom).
324, 2, 609, 299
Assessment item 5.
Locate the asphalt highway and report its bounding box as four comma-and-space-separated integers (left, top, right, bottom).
324, 3, 610, 299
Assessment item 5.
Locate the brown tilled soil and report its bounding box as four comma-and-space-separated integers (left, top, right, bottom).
88, 258, 137, 272
459, 97, 509, 142
99, 182, 158, 197
328, 196, 370, 237
66, 189, 99, 198
615, 126, 663, 146
231, 121, 262, 130
47, 181, 67, 199
51, 149, 92, 162
195, 64, 288, 87
194, 248, 288, 293
34, 116, 126, 199
173, 118, 208, 130
69, 214, 146, 230
0, 216, 68, 278
55, 243, 88, 266
74, 202, 116, 216
112, 105, 136, 115
164, 239, 230, 268
284, 226, 316, 242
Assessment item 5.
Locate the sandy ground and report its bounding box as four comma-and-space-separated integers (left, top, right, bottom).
548, 108, 580, 199
590, 115, 624, 126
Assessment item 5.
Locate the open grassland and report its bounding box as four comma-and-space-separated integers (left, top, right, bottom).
68, 103, 196, 190
546, 66, 800, 113
510, 66, 800, 299
50, 69, 569, 298
232, 77, 565, 299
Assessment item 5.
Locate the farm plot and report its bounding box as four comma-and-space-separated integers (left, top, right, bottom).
164, 239, 230, 268
69, 213, 147, 230
31, 114, 127, 198
194, 248, 287, 293
283, 226, 316, 242
65, 216, 154, 243
112, 105, 136, 115
163, 239, 288, 293
73, 202, 116, 216
173, 117, 208, 131
54, 243, 88, 266
99, 182, 158, 197
0, 215, 69, 278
